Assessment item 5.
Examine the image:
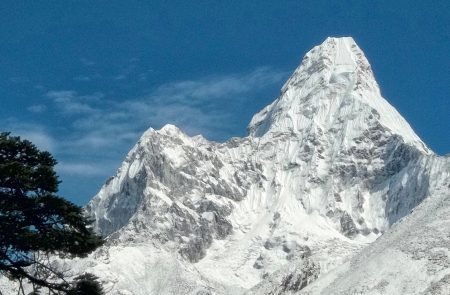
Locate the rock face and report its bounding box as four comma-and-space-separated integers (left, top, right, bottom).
4, 37, 446, 295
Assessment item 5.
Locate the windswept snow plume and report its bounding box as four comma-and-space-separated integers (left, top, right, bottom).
2, 37, 448, 295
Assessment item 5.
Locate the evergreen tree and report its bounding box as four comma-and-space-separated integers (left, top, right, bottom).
0, 132, 104, 294
67, 274, 104, 295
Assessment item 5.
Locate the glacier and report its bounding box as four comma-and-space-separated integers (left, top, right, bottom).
2, 37, 449, 295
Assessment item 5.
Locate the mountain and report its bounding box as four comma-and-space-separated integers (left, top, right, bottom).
2, 37, 448, 294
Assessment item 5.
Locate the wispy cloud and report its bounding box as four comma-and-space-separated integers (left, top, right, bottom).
73, 75, 91, 82
5, 123, 56, 153
153, 67, 286, 103
112, 60, 138, 81
20, 67, 287, 179
45, 90, 104, 114
2, 67, 289, 201
57, 162, 106, 176
28, 104, 47, 113
80, 58, 95, 66
21, 131, 55, 153
113, 75, 127, 80
8, 76, 30, 84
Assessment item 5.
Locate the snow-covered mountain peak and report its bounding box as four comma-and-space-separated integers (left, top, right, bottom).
64, 37, 448, 295
278, 36, 374, 97
141, 124, 185, 138
139, 124, 198, 149
140, 124, 185, 140
159, 123, 182, 134
322, 37, 364, 63
248, 37, 429, 154
305, 37, 364, 71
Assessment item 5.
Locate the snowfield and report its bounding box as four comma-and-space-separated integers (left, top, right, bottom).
2, 37, 449, 295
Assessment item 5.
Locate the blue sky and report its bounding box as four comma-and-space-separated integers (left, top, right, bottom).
1, 1, 449, 205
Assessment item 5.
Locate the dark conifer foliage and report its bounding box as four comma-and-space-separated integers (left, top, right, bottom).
0, 132, 104, 294
67, 274, 104, 295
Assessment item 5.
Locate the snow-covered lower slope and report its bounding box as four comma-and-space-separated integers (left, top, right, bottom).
2, 37, 448, 295
247, 155, 450, 295
297, 156, 450, 295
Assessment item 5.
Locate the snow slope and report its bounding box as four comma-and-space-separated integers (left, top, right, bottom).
248, 155, 450, 295
2, 37, 448, 295
298, 155, 450, 295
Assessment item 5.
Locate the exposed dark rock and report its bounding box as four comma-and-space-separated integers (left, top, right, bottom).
340, 212, 359, 237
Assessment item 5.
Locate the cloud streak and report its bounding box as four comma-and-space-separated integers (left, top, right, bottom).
28, 105, 47, 113
2, 67, 288, 202
53, 66, 287, 150
154, 67, 286, 102
123, 67, 288, 136
15, 67, 288, 181
57, 162, 106, 176
4, 123, 56, 153
45, 90, 105, 115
